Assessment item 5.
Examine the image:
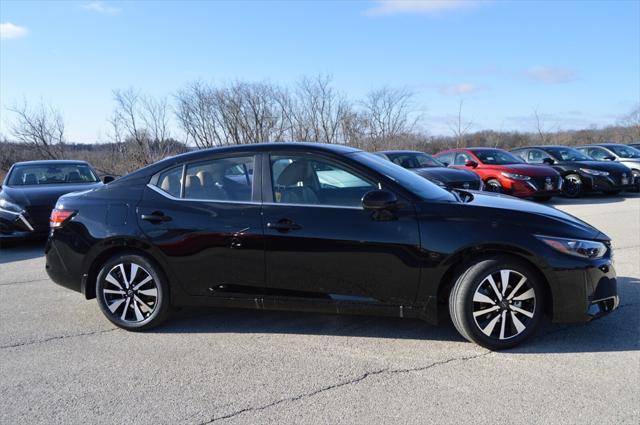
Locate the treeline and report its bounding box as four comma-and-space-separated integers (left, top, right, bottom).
1, 74, 639, 180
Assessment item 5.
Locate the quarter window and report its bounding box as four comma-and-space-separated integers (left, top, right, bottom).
270, 155, 376, 207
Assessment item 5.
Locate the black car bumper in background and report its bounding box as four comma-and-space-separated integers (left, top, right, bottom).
0, 209, 44, 241
582, 172, 635, 193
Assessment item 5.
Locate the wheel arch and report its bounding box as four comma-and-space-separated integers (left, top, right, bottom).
436, 248, 553, 319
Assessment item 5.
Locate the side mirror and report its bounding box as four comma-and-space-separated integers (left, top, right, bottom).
542, 157, 555, 165
362, 190, 398, 210
103, 175, 115, 184
603, 156, 616, 161
441, 162, 449, 167
464, 160, 478, 168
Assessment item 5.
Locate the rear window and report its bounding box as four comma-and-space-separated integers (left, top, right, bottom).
7, 163, 99, 186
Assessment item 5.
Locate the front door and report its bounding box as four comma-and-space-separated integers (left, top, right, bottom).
138, 154, 264, 296
262, 153, 421, 305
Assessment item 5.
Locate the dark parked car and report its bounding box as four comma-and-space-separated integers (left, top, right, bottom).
1, 160, 108, 243
511, 146, 635, 197
575, 144, 640, 191
46, 143, 618, 350
434, 148, 561, 201
629, 143, 640, 150
374, 150, 483, 191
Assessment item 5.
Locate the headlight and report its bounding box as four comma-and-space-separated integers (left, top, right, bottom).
580, 168, 609, 176
536, 235, 607, 259
0, 197, 22, 214
501, 172, 530, 181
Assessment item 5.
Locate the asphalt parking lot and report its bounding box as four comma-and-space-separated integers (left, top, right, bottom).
1, 194, 639, 424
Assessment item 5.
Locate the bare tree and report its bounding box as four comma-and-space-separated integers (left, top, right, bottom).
360, 86, 416, 149
110, 89, 180, 168
619, 104, 640, 142
448, 99, 473, 148
8, 100, 66, 159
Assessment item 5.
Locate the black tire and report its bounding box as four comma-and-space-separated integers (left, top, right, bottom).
603, 190, 621, 196
449, 255, 544, 350
485, 179, 503, 193
533, 196, 552, 202
631, 170, 640, 192
96, 253, 171, 331
562, 173, 582, 198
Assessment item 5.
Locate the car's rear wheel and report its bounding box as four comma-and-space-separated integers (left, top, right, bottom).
96, 254, 170, 331
562, 174, 582, 198
485, 179, 503, 193
449, 255, 544, 350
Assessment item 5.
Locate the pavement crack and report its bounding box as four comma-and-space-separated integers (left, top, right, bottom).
0, 278, 49, 286
199, 351, 490, 424
0, 328, 118, 349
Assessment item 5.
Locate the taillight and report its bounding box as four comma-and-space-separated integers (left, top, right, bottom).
50, 209, 75, 228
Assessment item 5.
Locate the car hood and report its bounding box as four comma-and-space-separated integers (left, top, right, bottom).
1, 183, 103, 208
413, 167, 479, 182
559, 160, 631, 173
481, 163, 559, 177
428, 191, 607, 241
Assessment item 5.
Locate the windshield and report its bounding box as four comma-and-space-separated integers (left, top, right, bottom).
544, 147, 591, 161
7, 163, 100, 186
349, 152, 457, 202
472, 149, 523, 165
386, 152, 444, 169
608, 145, 640, 159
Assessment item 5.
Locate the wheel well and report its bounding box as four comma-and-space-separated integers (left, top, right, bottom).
437, 249, 553, 317
84, 246, 163, 300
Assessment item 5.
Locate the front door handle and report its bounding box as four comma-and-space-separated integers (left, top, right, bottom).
141, 212, 171, 223
267, 219, 302, 232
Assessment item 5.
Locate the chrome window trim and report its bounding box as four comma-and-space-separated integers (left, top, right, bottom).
146, 184, 365, 210
18, 214, 35, 232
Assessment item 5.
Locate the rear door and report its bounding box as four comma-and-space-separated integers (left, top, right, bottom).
261, 152, 421, 305
138, 154, 264, 296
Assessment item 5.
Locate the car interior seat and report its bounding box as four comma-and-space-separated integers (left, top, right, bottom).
23, 173, 38, 185
275, 160, 319, 204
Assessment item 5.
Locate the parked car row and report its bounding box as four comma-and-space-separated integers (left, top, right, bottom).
0, 142, 633, 349
375, 143, 640, 200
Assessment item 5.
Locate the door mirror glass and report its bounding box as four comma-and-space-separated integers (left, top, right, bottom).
464, 160, 478, 168
542, 157, 555, 165
103, 175, 115, 184
362, 190, 398, 210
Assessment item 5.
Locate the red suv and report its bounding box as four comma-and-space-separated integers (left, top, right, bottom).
434, 148, 561, 201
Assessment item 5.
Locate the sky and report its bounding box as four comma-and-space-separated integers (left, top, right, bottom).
1, 0, 639, 142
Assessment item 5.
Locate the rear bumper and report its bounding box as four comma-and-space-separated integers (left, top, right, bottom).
45, 237, 83, 293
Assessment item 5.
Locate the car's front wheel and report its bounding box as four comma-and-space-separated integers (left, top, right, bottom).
485, 179, 503, 193
562, 174, 582, 198
449, 255, 544, 350
96, 254, 171, 331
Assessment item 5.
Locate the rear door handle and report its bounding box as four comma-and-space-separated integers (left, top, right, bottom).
141, 212, 171, 223
267, 219, 302, 232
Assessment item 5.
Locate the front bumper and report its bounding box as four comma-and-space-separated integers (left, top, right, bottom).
582, 174, 635, 193
0, 209, 45, 241
547, 257, 619, 323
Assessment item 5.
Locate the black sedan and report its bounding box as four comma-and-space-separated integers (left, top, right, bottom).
511, 145, 634, 197
46, 143, 618, 349
375, 150, 483, 191
1, 160, 107, 243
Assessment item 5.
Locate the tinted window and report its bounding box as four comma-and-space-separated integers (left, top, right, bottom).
387, 152, 443, 168
349, 152, 456, 202
543, 147, 591, 161
472, 149, 523, 165
454, 152, 473, 165
587, 147, 610, 160
434, 152, 454, 166
7, 163, 99, 186
608, 145, 640, 158
184, 156, 254, 201
156, 166, 183, 198
271, 155, 375, 207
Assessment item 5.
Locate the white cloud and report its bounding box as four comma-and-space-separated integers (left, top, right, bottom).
81, 1, 121, 16
0, 22, 28, 40
365, 0, 491, 16
525, 66, 577, 84
439, 83, 486, 96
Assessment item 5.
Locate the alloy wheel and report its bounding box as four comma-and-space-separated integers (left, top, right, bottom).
472, 269, 536, 340
562, 175, 582, 197
486, 180, 503, 193
102, 263, 158, 323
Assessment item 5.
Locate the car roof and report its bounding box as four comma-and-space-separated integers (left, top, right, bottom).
376, 150, 426, 155
524, 145, 574, 149
12, 160, 91, 166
